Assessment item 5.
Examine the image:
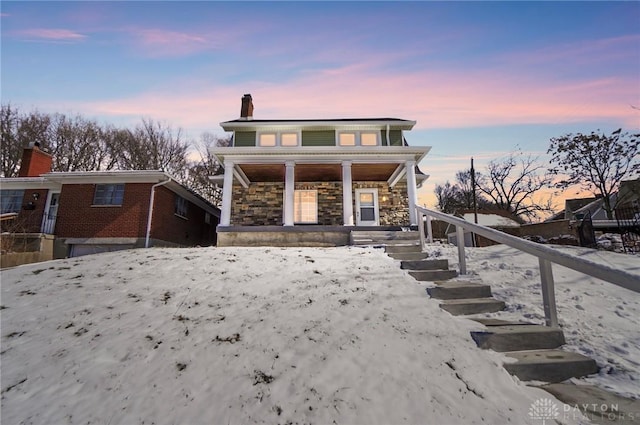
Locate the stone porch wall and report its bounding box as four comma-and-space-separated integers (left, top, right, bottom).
230, 181, 409, 226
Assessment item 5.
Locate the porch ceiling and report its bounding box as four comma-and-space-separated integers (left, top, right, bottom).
237, 163, 400, 182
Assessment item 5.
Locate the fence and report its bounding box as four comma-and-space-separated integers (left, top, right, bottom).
416, 206, 640, 327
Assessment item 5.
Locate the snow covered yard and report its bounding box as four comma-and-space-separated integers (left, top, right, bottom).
427, 243, 640, 400
1, 245, 583, 425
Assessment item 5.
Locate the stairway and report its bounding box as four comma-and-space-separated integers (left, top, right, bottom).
384, 242, 599, 385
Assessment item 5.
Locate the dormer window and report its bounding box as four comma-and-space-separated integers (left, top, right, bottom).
337, 131, 379, 146
257, 132, 300, 147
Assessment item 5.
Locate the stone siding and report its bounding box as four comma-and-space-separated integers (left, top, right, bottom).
231, 182, 284, 225
230, 180, 410, 226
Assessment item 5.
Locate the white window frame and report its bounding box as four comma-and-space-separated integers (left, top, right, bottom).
336, 131, 380, 146
256, 131, 301, 147
294, 190, 318, 224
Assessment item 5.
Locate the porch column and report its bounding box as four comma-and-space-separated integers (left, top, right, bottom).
220, 160, 235, 226
284, 161, 295, 226
406, 160, 418, 226
342, 161, 354, 226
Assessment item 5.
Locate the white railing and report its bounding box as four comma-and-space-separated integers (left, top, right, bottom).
416, 206, 640, 327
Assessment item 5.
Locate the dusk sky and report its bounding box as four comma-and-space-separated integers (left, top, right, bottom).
2, 1, 639, 208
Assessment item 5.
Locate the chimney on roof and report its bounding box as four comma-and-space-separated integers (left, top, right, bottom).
240, 94, 254, 120
18, 143, 53, 177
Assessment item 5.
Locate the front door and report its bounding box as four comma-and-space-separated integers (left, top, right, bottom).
355, 188, 379, 226
41, 191, 60, 234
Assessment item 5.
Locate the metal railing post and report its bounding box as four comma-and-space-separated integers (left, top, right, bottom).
539, 258, 559, 327
426, 214, 433, 243
417, 207, 426, 251
456, 225, 467, 275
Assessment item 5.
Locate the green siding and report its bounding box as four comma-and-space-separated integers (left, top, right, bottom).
302, 130, 335, 147
234, 131, 256, 147
389, 130, 403, 146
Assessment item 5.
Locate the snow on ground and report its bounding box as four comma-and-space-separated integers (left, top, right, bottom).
1, 246, 586, 425
424, 243, 640, 400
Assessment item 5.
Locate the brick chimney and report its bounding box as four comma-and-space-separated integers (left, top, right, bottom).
18, 143, 53, 177
240, 94, 254, 120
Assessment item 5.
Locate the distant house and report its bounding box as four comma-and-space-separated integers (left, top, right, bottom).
1, 144, 219, 263
446, 210, 522, 247
210, 94, 430, 246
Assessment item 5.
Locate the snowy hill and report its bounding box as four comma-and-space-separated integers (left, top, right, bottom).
1, 245, 637, 424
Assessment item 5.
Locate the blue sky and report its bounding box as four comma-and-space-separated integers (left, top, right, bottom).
2, 1, 639, 207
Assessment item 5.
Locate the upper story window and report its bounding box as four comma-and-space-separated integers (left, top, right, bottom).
93, 184, 124, 206
1, 189, 24, 213
175, 195, 188, 218
337, 131, 379, 146
257, 131, 300, 147
258, 133, 277, 147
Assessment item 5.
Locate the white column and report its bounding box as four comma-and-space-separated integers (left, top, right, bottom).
220, 160, 235, 226
342, 161, 354, 226
406, 160, 418, 226
284, 161, 295, 226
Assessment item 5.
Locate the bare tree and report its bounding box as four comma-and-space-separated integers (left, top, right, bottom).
548, 129, 640, 219
1, 105, 51, 177
477, 151, 555, 221
49, 114, 114, 172
184, 132, 231, 207
113, 118, 189, 179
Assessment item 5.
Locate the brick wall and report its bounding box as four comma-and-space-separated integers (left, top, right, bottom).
151, 186, 217, 246
230, 180, 410, 226
55, 183, 217, 246
56, 183, 151, 238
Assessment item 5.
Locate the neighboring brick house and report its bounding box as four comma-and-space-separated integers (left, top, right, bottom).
1, 144, 220, 258
211, 94, 430, 246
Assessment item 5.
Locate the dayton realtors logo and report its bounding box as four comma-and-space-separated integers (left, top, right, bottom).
529, 398, 559, 424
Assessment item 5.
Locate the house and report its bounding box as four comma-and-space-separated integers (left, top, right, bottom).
211, 94, 430, 246
446, 210, 522, 247
1, 144, 220, 264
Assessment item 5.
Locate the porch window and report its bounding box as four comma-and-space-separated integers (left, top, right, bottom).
294, 190, 317, 224
258, 133, 277, 147
1, 189, 24, 213
93, 184, 124, 206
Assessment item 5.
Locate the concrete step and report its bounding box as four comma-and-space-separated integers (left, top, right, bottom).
541, 383, 640, 424
385, 244, 423, 254
426, 282, 492, 300
471, 318, 535, 326
503, 349, 598, 383
471, 325, 566, 352
401, 259, 449, 270
350, 231, 420, 240
409, 269, 458, 281
439, 298, 506, 315
353, 239, 420, 246
388, 252, 429, 261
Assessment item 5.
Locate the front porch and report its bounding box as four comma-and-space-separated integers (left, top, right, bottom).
216, 225, 417, 247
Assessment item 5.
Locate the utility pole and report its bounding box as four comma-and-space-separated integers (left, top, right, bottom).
471, 157, 478, 247
471, 157, 478, 224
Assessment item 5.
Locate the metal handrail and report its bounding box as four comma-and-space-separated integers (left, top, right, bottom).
416, 206, 640, 327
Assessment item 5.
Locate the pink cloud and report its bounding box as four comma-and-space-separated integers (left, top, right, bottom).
16, 28, 86, 41
125, 27, 245, 57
